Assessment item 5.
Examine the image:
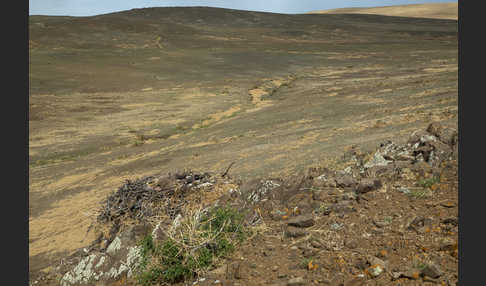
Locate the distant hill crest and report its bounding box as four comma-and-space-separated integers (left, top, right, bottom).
308, 2, 457, 20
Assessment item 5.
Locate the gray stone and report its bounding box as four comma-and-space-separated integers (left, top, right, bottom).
426, 122, 443, 137
335, 175, 357, 188
356, 179, 382, 194
345, 239, 358, 249
397, 187, 411, 194
408, 130, 430, 145
439, 238, 456, 251
427, 122, 457, 146
367, 256, 386, 269
285, 226, 308, 238
287, 277, 305, 286
364, 152, 392, 169
401, 269, 420, 280
330, 223, 343, 231
368, 264, 384, 277
421, 263, 442, 278
287, 214, 315, 228
330, 201, 355, 214
106, 237, 122, 255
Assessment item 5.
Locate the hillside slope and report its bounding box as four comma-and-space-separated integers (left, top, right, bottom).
309, 2, 457, 20
29, 7, 458, 282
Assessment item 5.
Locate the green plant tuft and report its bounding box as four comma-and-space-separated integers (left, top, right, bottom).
135, 206, 247, 285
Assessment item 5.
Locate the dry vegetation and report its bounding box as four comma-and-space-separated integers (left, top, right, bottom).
309, 2, 458, 20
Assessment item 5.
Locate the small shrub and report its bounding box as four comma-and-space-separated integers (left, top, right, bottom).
417, 176, 439, 189
135, 206, 247, 285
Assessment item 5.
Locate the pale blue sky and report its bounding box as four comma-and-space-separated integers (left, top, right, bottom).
29, 0, 456, 16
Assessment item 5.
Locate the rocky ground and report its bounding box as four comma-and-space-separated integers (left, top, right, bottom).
31, 121, 458, 286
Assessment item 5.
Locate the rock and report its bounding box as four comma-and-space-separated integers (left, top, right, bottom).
364, 152, 392, 169
426, 122, 443, 137
421, 263, 442, 279
99, 239, 109, 251
272, 266, 279, 272
335, 175, 357, 188
285, 226, 308, 238
429, 139, 452, 154
330, 223, 343, 231
440, 201, 456, 208
406, 216, 432, 231
341, 192, 357, 201
356, 179, 382, 194
278, 273, 288, 278
365, 256, 387, 277
287, 277, 305, 286
106, 237, 122, 255
287, 214, 315, 228
372, 218, 391, 228
330, 201, 355, 214
390, 272, 402, 280
427, 123, 458, 146
401, 269, 421, 280
396, 153, 415, 161
367, 264, 384, 277
367, 256, 386, 269
397, 187, 410, 194
407, 130, 428, 146
439, 238, 457, 251
441, 217, 458, 226
302, 248, 317, 258
345, 239, 358, 249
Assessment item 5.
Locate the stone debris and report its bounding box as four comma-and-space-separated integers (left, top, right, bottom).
356, 178, 382, 194
50, 123, 457, 286
285, 226, 308, 238
421, 263, 442, 279
287, 277, 305, 286
247, 179, 281, 202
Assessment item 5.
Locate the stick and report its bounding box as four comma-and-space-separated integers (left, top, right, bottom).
221, 161, 235, 178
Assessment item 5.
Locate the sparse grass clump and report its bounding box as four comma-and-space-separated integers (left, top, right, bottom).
408, 188, 431, 200
408, 176, 440, 199
136, 206, 247, 285
417, 176, 440, 189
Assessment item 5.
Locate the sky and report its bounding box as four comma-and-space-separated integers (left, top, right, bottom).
29, 0, 456, 17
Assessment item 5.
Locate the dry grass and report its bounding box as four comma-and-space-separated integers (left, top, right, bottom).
309, 2, 458, 20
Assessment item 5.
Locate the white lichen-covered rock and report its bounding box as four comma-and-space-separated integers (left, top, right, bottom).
126, 245, 143, 277
60, 237, 143, 285
364, 152, 391, 169
247, 180, 280, 202
61, 254, 106, 286
106, 236, 122, 255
